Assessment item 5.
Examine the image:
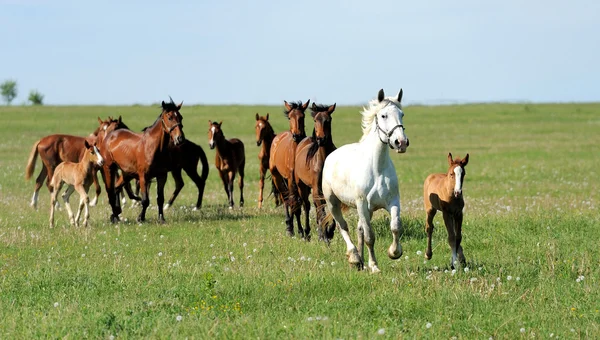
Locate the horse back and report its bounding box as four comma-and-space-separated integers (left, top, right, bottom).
102, 129, 143, 175
269, 131, 295, 177
229, 138, 245, 164
424, 173, 460, 212
38, 134, 87, 165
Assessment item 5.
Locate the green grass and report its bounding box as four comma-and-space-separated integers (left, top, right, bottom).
0, 102, 599, 338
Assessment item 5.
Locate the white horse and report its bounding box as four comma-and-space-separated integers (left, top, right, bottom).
322, 88, 409, 273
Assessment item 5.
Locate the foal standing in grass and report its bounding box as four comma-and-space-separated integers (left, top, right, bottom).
208, 121, 245, 209
423, 153, 469, 268
49, 140, 104, 228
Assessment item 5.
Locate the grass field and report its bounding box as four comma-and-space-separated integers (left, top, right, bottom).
0, 102, 599, 339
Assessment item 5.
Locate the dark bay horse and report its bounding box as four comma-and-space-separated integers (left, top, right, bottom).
424, 153, 469, 268
25, 116, 129, 209
269, 99, 310, 238
254, 113, 280, 209
208, 121, 245, 209
294, 103, 337, 242
100, 99, 185, 223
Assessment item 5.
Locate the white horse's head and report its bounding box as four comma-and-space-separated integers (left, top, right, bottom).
362, 88, 409, 153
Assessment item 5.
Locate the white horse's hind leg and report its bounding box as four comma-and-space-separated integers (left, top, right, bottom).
387, 199, 403, 260
357, 202, 379, 273
327, 197, 361, 269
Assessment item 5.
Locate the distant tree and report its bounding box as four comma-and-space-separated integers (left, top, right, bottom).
1, 79, 18, 105
28, 90, 44, 105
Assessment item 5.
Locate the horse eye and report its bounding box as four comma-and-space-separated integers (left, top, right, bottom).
168, 116, 172, 121
381, 114, 387, 119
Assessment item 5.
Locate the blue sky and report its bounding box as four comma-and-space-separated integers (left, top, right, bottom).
1, 0, 598, 105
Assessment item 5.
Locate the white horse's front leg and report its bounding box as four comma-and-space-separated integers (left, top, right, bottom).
387, 197, 403, 260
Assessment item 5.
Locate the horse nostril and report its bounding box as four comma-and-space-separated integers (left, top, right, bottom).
407, 139, 410, 147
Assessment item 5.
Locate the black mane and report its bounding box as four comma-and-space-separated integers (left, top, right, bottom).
283, 101, 304, 118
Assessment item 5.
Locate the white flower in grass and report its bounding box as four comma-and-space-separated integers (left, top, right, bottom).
507, 276, 513, 281
451, 269, 456, 276
160, 235, 164, 239
109, 335, 115, 340
516, 277, 520, 281
158, 252, 163, 257
230, 256, 235, 262
53, 302, 59, 308
81, 254, 86, 258
433, 266, 439, 271
377, 328, 385, 335
307, 317, 314, 322
416, 250, 422, 256
405, 256, 409, 260
520, 327, 526, 333
331, 262, 336, 266
464, 267, 469, 273
176, 315, 183, 322
470, 277, 477, 283
210, 244, 214, 248
426, 322, 432, 329
243, 243, 247, 247
253, 248, 257, 253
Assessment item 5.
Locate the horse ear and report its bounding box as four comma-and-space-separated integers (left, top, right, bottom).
328, 103, 337, 115
219, 121, 223, 127
118, 115, 122, 124
177, 101, 183, 110
462, 153, 469, 166
311, 102, 318, 111
161, 101, 166, 108
448, 153, 453, 166
255, 113, 259, 121
397, 89, 403, 103
302, 99, 311, 111
284, 100, 292, 112
84, 140, 91, 149
208, 120, 212, 126
266, 113, 269, 120
378, 89, 385, 102
98, 117, 103, 124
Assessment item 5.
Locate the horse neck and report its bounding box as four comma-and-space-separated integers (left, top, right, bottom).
215, 135, 232, 156
144, 119, 170, 153
262, 127, 275, 151
78, 155, 96, 176
361, 127, 391, 169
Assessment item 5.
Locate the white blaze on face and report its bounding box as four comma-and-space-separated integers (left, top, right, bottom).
453, 166, 463, 196
94, 146, 104, 166
210, 126, 216, 146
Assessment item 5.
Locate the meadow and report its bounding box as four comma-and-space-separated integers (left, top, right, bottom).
0, 101, 599, 339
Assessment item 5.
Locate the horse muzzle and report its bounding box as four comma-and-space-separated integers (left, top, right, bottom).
392, 138, 409, 153
209, 142, 215, 150
454, 190, 462, 198
292, 134, 304, 143
316, 137, 326, 146
256, 139, 262, 147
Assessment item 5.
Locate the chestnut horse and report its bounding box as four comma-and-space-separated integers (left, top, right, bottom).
423, 153, 469, 268
269, 100, 310, 238
25, 116, 128, 209
100, 99, 185, 223
208, 121, 245, 208
294, 103, 337, 242
254, 113, 281, 209
49, 140, 105, 228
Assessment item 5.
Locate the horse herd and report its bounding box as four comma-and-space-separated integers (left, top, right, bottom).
23, 89, 470, 273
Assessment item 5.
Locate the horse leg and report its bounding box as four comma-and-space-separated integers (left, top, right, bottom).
156, 174, 167, 223
165, 168, 184, 210
46, 165, 62, 210
258, 166, 265, 209
89, 169, 101, 207
49, 180, 63, 228
385, 197, 403, 261
271, 168, 293, 235
442, 211, 459, 268
227, 171, 236, 209
184, 165, 206, 211
31, 166, 47, 209
238, 160, 245, 207
298, 182, 311, 241
137, 176, 150, 223
425, 208, 437, 260
101, 165, 121, 223
62, 185, 76, 226
327, 194, 362, 269
73, 184, 89, 227
218, 171, 230, 206
455, 212, 466, 266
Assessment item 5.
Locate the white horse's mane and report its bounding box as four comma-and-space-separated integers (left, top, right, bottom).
360, 96, 402, 142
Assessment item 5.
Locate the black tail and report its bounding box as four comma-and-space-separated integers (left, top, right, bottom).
197, 143, 210, 182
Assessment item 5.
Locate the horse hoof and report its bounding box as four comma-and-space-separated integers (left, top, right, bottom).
110, 215, 120, 224
370, 265, 381, 274
192, 206, 199, 211
136, 216, 145, 223
228, 206, 233, 210
163, 204, 170, 210
425, 252, 433, 260
347, 249, 361, 265
286, 230, 294, 237
387, 245, 403, 260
